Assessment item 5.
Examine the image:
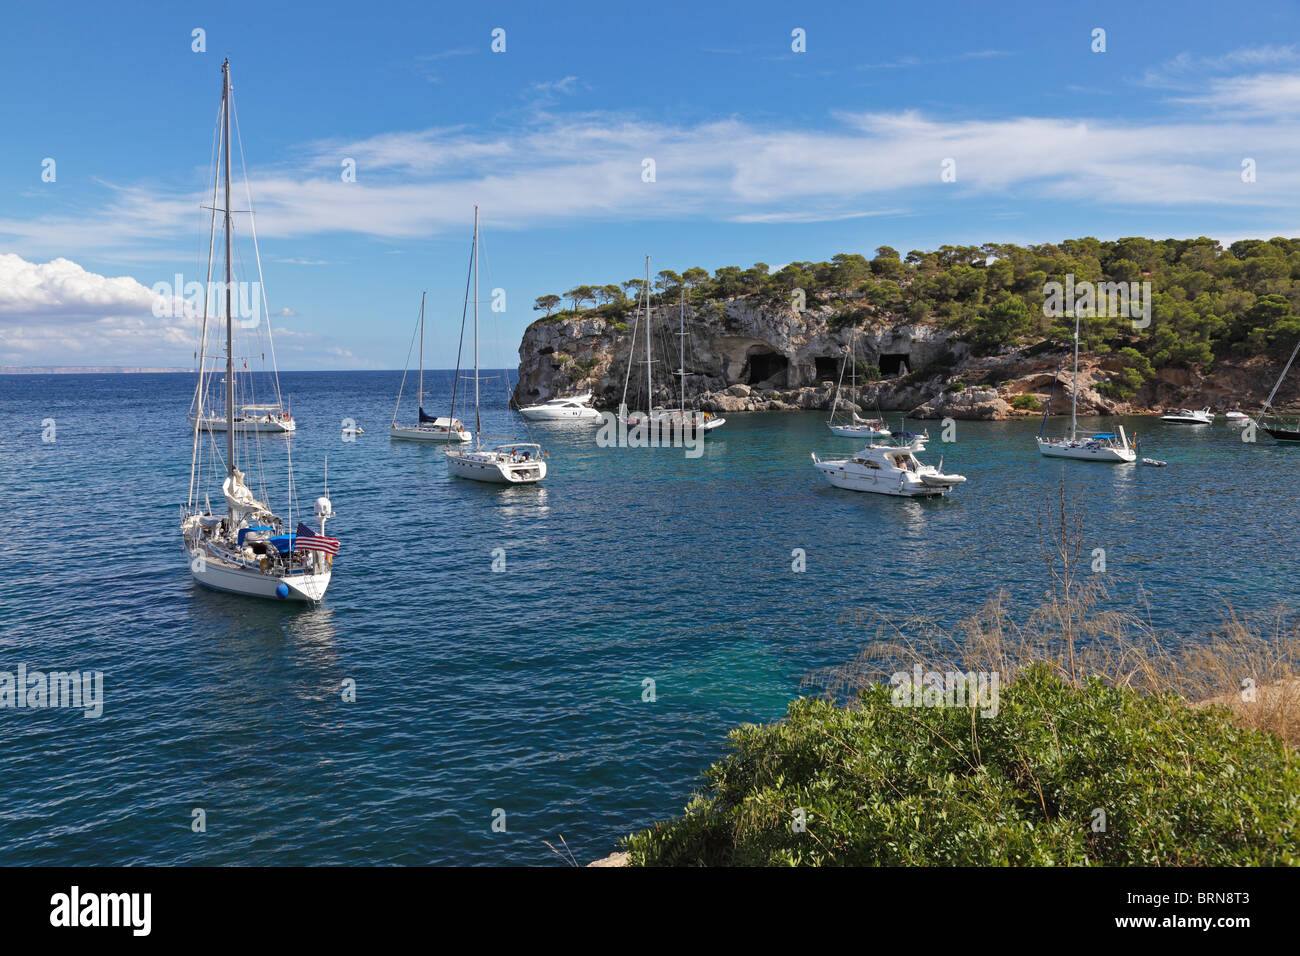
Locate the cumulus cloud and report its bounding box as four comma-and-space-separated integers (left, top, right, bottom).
0, 253, 160, 321
0, 254, 352, 368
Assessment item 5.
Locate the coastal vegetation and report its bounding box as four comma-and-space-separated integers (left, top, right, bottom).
622, 494, 1300, 866
532, 237, 1300, 392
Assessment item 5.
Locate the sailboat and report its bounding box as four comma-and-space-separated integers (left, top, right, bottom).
179, 60, 338, 602
618, 257, 725, 436
445, 207, 548, 483
1036, 310, 1135, 463
1252, 329, 1300, 442
827, 329, 891, 439
389, 291, 472, 442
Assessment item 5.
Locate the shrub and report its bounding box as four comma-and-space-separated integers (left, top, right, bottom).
1012, 393, 1042, 411
624, 666, 1300, 866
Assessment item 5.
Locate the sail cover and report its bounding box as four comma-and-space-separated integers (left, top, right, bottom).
418, 408, 461, 428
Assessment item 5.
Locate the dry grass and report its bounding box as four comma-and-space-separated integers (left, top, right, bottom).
807, 479, 1300, 746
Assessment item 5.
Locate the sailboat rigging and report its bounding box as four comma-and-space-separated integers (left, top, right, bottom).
1035, 309, 1135, 463
445, 207, 548, 483
179, 59, 338, 602
827, 328, 891, 439
618, 256, 725, 437
390, 290, 472, 442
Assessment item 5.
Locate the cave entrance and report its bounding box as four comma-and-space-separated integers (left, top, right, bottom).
814, 356, 841, 382
879, 353, 909, 376
746, 349, 789, 386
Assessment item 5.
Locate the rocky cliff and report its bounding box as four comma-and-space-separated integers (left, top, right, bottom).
515, 297, 1294, 420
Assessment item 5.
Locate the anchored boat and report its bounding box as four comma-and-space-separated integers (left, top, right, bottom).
390, 291, 472, 443
811, 443, 966, 497
1035, 314, 1135, 463
445, 207, 548, 484
179, 60, 338, 602
1160, 407, 1213, 424
618, 258, 725, 438
518, 391, 602, 422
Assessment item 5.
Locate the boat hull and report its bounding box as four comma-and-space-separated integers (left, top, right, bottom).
1263, 426, 1300, 442
812, 460, 951, 497
389, 424, 471, 443
187, 547, 331, 602
518, 406, 602, 422
447, 450, 546, 484
191, 417, 296, 434
1036, 438, 1135, 463
828, 424, 891, 438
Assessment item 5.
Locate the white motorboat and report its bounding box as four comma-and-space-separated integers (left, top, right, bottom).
617, 261, 725, 437
518, 392, 602, 422
446, 207, 548, 485
811, 443, 965, 497
1161, 407, 1213, 424
390, 291, 472, 443
1225, 408, 1250, 426
1036, 312, 1136, 463
190, 403, 296, 433
179, 60, 338, 603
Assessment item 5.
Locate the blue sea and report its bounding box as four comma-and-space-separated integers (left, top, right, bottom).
0, 370, 1295, 865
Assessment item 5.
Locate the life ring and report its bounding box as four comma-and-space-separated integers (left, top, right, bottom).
259, 557, 270, 573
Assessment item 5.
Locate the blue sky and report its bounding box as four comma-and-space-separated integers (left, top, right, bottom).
3, 0, 1300, 368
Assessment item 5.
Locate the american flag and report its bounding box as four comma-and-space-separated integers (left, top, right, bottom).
296, 522, 340, 556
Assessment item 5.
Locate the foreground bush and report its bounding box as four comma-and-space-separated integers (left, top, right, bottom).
624, 666, 1300, 866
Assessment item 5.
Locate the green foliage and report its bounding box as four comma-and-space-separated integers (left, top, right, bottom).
624, 665, 1300, 866
1011, 393, 1042, 411
539, 236, 1300, 372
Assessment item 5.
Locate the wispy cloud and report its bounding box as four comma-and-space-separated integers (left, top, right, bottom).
6, 65, 1300, 258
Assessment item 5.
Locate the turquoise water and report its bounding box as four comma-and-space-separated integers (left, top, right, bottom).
0, 371, 1295, 865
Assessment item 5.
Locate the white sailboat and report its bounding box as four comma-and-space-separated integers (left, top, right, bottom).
618, 257, 725, 436
827, 329, 891, 439
180, 60, 338, 602
446, 207, 548, 484
189, 402, 296, 433
390, 291, 472, 442
1036, 311, 1136, 463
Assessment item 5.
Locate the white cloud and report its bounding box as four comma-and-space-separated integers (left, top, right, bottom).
0, 253, 160, 321
5, 65, 1300, 259
0, 253, 356, 368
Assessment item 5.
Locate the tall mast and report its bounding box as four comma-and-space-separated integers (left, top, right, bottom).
644, 255, 652, 410
473, 205, 480, 445
417, 291, 425, 412
679, 285, 686, 415
222, 59, 235, 476
1071, 310, 1080, 440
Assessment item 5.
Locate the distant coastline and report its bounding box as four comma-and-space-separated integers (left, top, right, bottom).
0, 366, 193, 374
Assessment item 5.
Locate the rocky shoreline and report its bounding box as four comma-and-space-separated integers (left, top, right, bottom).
516, 298, 1294, 422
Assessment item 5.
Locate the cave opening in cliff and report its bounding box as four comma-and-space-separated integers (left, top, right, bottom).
814, 356, 840, 382
745, 349, 789, 386
879, 353, 910, 376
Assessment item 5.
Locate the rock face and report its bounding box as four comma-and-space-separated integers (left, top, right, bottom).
515, 296, 1296, 420
516, 298, 973, 414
